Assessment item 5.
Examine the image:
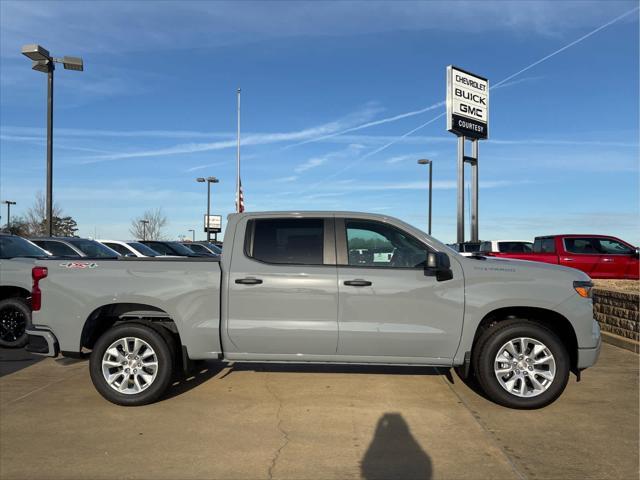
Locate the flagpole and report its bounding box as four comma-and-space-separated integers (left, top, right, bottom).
236, 88, 241, 213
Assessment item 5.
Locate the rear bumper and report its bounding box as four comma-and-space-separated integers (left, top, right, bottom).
577, 335, 602, 370
25, 328, 59, 357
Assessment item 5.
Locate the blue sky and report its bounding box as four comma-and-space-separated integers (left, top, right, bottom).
1, 1, 638, 243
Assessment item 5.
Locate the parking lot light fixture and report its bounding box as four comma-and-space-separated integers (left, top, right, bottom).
195, 177, 219, 242
21, 44, 84, 237
417, 159, 433, 235
3, 200, 16, 229
139, 220, 150, 241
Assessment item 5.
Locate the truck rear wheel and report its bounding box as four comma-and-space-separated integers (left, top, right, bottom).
473, 319, 570, 409
89, 323, 174, 406
0, 298, 29, 348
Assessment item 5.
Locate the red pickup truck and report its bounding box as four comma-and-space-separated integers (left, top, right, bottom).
484, 234, 639, 280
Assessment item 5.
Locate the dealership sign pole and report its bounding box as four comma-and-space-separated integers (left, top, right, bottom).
446, 65, 489, 244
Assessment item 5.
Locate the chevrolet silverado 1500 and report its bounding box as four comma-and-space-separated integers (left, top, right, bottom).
26, 212, 601, 409
484, 234, 639, 279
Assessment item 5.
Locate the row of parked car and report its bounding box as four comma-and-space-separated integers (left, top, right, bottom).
9, 235, 223, 259
448, 234, 639, 280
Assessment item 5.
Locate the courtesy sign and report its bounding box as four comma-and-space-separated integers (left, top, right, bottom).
446, 66, 489, 139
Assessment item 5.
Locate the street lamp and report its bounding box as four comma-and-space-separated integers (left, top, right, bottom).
417, 159, 433, 235
139, 220, 149, 241
2, 201, 16, 230
21, 44, 84, 237
188, 229, 195, 242
196, 176, 219, 242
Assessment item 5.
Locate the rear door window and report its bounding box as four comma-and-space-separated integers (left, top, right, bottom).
498, 242, 533, 253
564, 238, 600, 254
35, 240, 80, 257
534, 238, 556, 253
247, 218, 324, 265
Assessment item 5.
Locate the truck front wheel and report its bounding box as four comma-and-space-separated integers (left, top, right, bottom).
473, 319, 570, 409
89, 323, 174, 406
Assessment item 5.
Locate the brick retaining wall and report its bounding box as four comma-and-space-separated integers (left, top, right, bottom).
593, 287, 639, 353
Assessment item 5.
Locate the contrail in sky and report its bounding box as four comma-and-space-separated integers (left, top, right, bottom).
311, 5, 639, 183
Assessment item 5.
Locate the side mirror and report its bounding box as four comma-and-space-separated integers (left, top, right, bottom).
425, 252, 453, 281
635, 248, 639, 258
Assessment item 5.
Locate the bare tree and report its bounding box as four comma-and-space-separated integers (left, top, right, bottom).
129, 208, 168, 240
25, 191, 66, 236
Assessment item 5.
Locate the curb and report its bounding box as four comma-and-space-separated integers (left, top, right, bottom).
601, 331, 639, 354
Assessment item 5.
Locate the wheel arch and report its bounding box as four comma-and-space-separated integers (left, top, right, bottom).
0, 286, 31, 302
81, 303, 181, 351
472, 306, 579, 371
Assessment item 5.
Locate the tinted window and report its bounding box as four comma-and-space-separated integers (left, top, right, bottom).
462, 243, 481, 253
143, 242, 174, 255
67, 239, 119, 258
534, 238, 556, 253
249, 218, 324, 265
104, 243, 131, 256
34, 240, 80, 257
0, 236, 48, 259
479, 241, 492, 253
185, 243, 208, 254
564, 238, 599, 254
596, 239, 634, 255
127, 242, 159, 257
345, 220, 427, 268
498, 241, 533, 253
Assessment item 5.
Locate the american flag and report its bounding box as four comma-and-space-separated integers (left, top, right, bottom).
236, 180, 245, 213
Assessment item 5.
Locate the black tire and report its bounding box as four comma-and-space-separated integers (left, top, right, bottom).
0, 298, 30, 348
472, 319, 570, 409
89, 323, 174, 406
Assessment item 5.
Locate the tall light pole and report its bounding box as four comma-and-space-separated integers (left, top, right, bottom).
3, 201, 16, 230
139, 220, 149, 241
417, 159, 433, 235
188, 229, 195, 242
21, 45, 83, 237
196, 177, 219, 242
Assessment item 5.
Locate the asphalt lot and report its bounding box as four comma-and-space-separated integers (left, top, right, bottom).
0, 343, 637, 480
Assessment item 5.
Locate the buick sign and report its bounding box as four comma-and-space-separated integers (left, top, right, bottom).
446, 66, 489, 139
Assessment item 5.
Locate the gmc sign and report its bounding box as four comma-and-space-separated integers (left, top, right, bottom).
446, 66, 489, 139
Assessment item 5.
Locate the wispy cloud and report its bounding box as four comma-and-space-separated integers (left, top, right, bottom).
80, 106, 379, 163
185, 161, 228, 173
294, 144, 365, 174
275, 176, 299, 183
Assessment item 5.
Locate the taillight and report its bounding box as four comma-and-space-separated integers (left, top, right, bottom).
31, 266, 48, 311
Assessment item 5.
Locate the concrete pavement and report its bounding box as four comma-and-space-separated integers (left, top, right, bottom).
0, 344, 637, 480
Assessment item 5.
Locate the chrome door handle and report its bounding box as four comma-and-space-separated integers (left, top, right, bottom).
235, 277, 263, 285
561, 258, 574, 262
344, 279, 372, 287
602, 258, 614, 262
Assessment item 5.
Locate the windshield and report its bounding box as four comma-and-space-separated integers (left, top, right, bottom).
127, 242, 160, 257
203, 242, 222, 254
0, 236, 49, 259
67, 239, 119, 258
166, 242, 199, 256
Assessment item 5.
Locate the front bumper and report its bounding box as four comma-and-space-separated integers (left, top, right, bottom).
577, 334, 602, 370
25, 328, 59, 357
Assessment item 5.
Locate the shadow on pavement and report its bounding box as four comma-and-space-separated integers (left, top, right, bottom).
361, 413, 432, 480
0, 347, 44, 377
162, 361, 227, 401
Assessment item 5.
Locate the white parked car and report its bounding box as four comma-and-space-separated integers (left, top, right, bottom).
97, 240, 162, 257
479, 240, 533, 254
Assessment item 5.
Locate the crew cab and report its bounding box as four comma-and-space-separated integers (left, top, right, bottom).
483, 234, 639, 279
27, 212, 601, 409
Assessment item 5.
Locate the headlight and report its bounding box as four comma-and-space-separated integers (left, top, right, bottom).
573, 280, 593, 298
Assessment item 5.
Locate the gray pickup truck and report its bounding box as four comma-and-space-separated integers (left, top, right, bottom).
27, 211, 601, 408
